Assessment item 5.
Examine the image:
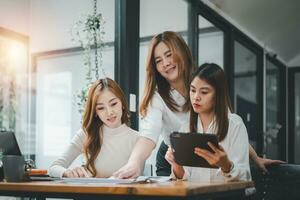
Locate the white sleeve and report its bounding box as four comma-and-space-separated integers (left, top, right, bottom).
170, 166, 192, 180
182, 166, 192, 180
139, 94, 164, 144
179, 123, 189, 132
217, 120, 251, 181
48, 129, 86, 178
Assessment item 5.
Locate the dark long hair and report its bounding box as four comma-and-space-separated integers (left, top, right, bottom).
82, 78, 130, 176
189, 63, 233, 141
140, 31, 196, 117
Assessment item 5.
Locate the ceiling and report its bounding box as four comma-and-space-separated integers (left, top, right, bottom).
207, 0, 300, 65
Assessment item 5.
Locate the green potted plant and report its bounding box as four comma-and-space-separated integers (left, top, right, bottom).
70, 0, 106, 115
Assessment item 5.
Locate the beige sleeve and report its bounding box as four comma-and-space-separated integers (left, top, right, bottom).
48, 129, 86, 177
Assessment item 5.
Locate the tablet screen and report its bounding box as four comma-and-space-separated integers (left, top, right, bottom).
170, 132, 219, 168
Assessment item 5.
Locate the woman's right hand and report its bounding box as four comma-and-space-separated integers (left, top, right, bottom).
165, 146, 178, 166
63, 166, 91, 178
112, 162, 141, 179
165, 146, 185, 179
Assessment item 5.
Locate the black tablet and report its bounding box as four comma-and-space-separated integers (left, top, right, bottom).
170, 132, 219, 168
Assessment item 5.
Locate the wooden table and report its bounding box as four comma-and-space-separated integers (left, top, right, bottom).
0, 180, 254, 200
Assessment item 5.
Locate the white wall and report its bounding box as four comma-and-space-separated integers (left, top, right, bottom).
288, 54, 300, 67
30, 0, 114, 53
140, 0, 187, 37
0, 0, 29, 35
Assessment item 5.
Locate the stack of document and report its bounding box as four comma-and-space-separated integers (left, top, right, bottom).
60, 176, 171, 184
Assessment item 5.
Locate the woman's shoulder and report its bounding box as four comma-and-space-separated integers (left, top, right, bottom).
228, 113, 246, 128
151, 90, 185, 107
227, 113, 248, 141
148, 91, 166, 108
122, 125, 139, 136
123, 126, 140, 143
127, 126, 139, 135
228, 113, 243, 122
152, 90, 164, 101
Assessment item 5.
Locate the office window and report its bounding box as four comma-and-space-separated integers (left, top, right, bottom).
198, 16, 224, 67
265, 59, 286, 160
265, 60, 280, 158
234, 41, 258, 148
34, 46, 114, 169
295, 73, 300, 163
32, 0, 115, 169
288, 68, 300, 163
0, 34, 29, 155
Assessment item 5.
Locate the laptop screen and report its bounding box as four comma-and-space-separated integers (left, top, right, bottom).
0, 131, 22, 156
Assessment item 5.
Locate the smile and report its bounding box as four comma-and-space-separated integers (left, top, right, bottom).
165, 66, 176, 74
107, 116, 117, 122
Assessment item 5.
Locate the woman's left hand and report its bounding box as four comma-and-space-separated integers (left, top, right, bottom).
194, 142, 232, 173
255, 157, 286, 174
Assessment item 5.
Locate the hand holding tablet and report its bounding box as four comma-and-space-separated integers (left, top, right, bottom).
170, 132, 219, 168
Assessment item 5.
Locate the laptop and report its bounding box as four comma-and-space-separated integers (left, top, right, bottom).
0, 131, 22, 156
0, 131, 60, 181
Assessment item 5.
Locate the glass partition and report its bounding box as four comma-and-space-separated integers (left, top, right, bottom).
234, 41, 259, 149
294, 72, 300, 163
265, 59, 285, 160
198, 16, 224, 67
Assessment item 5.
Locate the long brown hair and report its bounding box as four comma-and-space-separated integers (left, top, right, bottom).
140, 31, 196, 117
189, 63, 233, 141
82, 78, 130, 176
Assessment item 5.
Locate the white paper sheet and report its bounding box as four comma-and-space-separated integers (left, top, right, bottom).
60, 176, 171, 184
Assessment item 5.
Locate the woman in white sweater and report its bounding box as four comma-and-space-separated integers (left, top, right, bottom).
49, 78, 139, 178
165, 63, 251, 182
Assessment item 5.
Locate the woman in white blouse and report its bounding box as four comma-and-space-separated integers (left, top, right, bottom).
113, 31, 283, 179
165, 63, 251, 181
112, 31, 195, 178
49, 78, 139, 178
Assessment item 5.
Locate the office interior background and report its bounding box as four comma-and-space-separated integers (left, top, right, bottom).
0, 0, 300, 171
